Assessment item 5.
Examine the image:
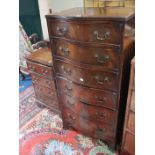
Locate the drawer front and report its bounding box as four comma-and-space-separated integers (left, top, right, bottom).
52, 39, 121, 70
33, 84, 57, 98
27, 61, 53, 78
56, 77, 117, 110
35, 93, 58, 108
58, 93, 116, 125
127, 112, 135, 133
55, 60, 119, 91
62, 108, 114, 140
31, 73, 55, 89
47, 19, 122, 45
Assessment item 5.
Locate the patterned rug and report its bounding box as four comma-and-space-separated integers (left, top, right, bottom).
19, 108, 116, 155
19, 74, 32, 93
19, 86, 42, 128
19, 86, 117, 155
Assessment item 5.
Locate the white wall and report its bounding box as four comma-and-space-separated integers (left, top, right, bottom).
49, 0, 83, 12
38, 0, 83, 40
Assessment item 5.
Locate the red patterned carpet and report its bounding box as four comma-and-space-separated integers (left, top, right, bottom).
19, 86, 42, 128
19, 87, 116, 155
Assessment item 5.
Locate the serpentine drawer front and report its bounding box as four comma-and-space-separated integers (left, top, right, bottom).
47, 19, 122, 45
56, 77, 118, 110
58, 93, 116, 125
46, 7, 135, 150
62, 108, 115, 140
52, 38, 121, 71
54, 59, 119, 91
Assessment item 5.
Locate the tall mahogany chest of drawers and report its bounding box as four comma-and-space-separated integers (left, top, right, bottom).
26, 48, 59, 113
46, 7, 135, 149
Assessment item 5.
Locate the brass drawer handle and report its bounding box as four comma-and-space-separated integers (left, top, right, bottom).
94, 54, 110, 64
95, 75, 110, 84
65, 84, 72, 92
94, 30, 110, 41
41, 69, 48, 74
95, 96, 107, 104
29, 65, 36, 71
67, 100, 74, 105
96, 127, 105, 137
61, 65, 72, 75
59, 46, 69, 57
96, 112, 106, 118
96, 127, 105, 135
68, 113, 76, 120
112, 92, 117, 96
57, 26, 67, 35
80, 98, 89, 104
97, 128, 105, 132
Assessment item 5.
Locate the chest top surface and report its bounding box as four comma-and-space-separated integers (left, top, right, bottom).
46, 7, 135, 22
26, 48, 53, 66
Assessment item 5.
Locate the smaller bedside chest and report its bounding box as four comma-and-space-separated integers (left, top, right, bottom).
26, 48, 60, 113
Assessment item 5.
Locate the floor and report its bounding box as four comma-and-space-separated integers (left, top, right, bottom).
19, 74, 32, 92
19, 73, 116, 155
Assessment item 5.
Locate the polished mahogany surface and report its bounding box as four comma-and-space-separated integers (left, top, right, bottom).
47, 20, 123, 45
56, 77, 117, 110
27, 61, 53, 77
26, 48, 53, 66
31, 73, 55, 89
26, 49, 59, 113
46, 7, 135, 150
54, 59, 119, 91
52, 38, 121, 71
58, 93, 116, 125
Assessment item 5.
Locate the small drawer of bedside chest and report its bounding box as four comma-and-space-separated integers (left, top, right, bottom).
33, 84, 57, 98
27, 61, 53, 78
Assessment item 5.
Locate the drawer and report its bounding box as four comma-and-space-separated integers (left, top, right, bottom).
27, 61, 53, 78
47, 19, 123, 45
52, 39, 121, 71
62, 108, 115, 140
33, 84, 57, 99
55, 59, 119, 91
58, 93, 116, 125
35, 93, 58, 109
127, 112, 135, 133
31, 73, 55, 89
56, 77, 117, 110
